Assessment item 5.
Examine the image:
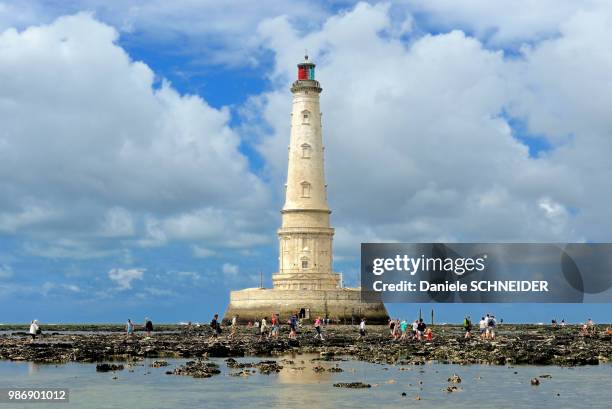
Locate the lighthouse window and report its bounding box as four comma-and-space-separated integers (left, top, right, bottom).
302, 260, 309, 269
301, 110, 310, 124
301, 143, 311, 158
301, 181, 311, 198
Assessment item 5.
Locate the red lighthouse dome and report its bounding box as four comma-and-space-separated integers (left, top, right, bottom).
291, 54, 322, 94
297, 54, 316, 80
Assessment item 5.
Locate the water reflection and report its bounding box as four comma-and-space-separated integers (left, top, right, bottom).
0, 357, 610, 409
277, 353, 332, 384
28, 361, 40, 376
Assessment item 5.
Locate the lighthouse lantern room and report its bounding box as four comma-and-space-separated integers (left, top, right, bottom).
297, 55, 316, 80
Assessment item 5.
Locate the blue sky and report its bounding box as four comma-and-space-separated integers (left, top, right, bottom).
1, 1, 611, 324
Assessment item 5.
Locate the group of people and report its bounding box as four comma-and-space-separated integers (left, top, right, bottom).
213, 313, 285, 341
580, 318, 597, 336
388, 318, 432, 341
461, 314, 498, 339
25, 313, 612, 344
27, 318, 154, 342
551, 318, 566, 327
125, 318, 154, 337
221, 312, 330, 341
479, 314, 498, 339
211, 312, 362, 341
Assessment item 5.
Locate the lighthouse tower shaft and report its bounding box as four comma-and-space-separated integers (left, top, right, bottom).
272, 57, 340, 291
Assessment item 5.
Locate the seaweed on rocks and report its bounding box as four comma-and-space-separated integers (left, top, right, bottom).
0, 324, 610, 367
96, 363, 124, 372
447, 374, 461, 383
171, 359, 220, 378
256, 360, 282, 374
333, 382, 371, 388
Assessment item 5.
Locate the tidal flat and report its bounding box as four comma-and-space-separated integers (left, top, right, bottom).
1, 354, 611, 409
1, 324, 610, 366
1, 325, 611, 408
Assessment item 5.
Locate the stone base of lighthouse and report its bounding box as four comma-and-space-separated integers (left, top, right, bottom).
223, 287, 388, 324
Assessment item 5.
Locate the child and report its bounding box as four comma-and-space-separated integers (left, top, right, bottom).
313, 317, 324, 340
425, 328, 433, 341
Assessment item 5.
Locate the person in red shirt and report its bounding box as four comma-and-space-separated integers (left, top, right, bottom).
313, 317, 324, 341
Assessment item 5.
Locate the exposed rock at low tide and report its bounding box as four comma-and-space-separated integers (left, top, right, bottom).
225, 358, 253, 369
448, 374, 462, 383
0, 324, 610, 368
171, 359, 220, 378
256, 360, 282, 374
225, 358, 281, 374
333, 382, 371, 388
96, 363, 124, 372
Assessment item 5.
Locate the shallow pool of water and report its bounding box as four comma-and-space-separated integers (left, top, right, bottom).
0, 356, 610, 408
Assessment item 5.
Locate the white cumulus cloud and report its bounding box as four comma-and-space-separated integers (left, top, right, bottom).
0, 13, 271, 253
108, 267, 145, 290
222, 263, 239, 275
248, 1, 612, 262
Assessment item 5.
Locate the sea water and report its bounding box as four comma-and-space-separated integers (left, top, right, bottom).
0, 356, 610, 409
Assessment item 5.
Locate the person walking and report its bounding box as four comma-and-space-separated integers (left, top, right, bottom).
400, 319, 409, 340
479, 316, 487, 339
144, 318, 153, 336
417, 319, 427, 340
484, 314, 492, 339
488, 315, 497, 340
210, 314, 221, 339
463, 316, 472, 339
394, 319, 401, 340
358, 318, 367, 340
29, 320, 40, 343
289, 313, 298, 339
229, 315, 239, 339
388, 319, 396, 338
313, 316, 324, 340
126, 319, 135, 337
260, 317, 268, 340
271, 313, 279, 338
587, 318, 595, 335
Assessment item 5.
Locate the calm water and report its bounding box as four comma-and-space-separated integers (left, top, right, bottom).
0, 356, 610, 409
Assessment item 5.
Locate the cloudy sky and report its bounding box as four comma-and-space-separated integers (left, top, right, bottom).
1, 1, 611, 323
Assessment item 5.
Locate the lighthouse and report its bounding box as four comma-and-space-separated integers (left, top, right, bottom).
224, 56, 388, 324
273, 55, 340, 291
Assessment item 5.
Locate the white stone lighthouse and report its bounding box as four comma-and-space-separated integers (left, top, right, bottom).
224, 56, 388, 323
274, 55, 339, 292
